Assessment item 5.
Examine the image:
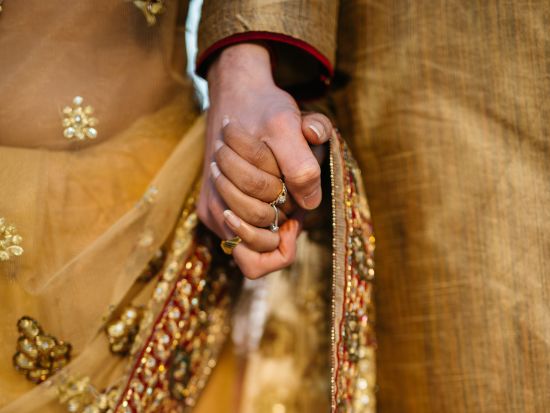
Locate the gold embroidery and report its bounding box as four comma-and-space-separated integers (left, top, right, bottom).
137, 248, 165, 282
58, 376, 120, 413
112, 189, 237, 411
115, 245, 233, 411
105, 306, 144, 356
62, 96, 98, 141
0, 217, 23, 261
136, 185, 159, 209
13, 317, 72, 383
332, 135, 376, 412
131, 0, 165, 26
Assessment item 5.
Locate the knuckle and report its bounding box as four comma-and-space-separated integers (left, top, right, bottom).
249, 207, 269, 226
250, 143, 270, 165
288, 163, 321, 187
266, 109, 300, 131
240, 229, 256, 246
244, 174, 269, 196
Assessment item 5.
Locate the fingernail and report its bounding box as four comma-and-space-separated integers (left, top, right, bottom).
223, 210, 241, 228
222, 116, 230, 128
214, 140, 223, 151
303, 188, 321, 209
210, 162, 221, 179
308, 122, 327, 143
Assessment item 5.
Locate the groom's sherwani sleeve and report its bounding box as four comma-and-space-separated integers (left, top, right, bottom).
196, 0, 339, 98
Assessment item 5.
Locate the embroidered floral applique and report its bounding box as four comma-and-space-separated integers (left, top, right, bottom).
62, 96, 98, 141
13, 317, 72, 383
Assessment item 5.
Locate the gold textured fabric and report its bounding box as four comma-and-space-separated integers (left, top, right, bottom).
198, 0, 338, 68
333, 2, 550, 412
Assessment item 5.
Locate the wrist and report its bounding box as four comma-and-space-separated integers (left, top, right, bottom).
207, 43, 275, 92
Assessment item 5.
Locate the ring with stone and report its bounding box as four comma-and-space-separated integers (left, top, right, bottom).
220, 236, 242, 255
270, 180, 287, 207
269, 204, 279, 233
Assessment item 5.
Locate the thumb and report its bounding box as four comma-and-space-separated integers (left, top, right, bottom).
301, 112, 333, 145
266, 114, 322, 210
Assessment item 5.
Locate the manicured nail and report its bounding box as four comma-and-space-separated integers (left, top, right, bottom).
210, 162, 221, 179
303, 188, 321, 209
223, 210, 241, 228
214, 140, 223, 151
308, 122, 327, 143
222, 116, 230, 128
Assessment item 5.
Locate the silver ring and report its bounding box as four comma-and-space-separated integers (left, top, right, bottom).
269, 204, 279, 232
270, 180, 287, 207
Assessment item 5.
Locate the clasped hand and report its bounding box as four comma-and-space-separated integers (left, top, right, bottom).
197, 43, 333, 279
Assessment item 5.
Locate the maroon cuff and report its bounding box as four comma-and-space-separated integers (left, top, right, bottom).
196, 31, 333, 90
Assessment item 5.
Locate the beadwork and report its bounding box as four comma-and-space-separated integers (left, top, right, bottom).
57, 376, 120, 413
106, 306, 144, 356
332, 135, 376, 412
131, 0, 165, 26
13, 317, 72, 383
114, 245, 232, 411
0, 217, 23, 261
62, 96, 98, 141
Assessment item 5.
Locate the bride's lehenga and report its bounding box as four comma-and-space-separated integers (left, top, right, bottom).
0, 1, 375, 412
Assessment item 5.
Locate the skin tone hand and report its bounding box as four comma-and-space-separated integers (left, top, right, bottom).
197, 43, 333, 278
210, 113, 331, 279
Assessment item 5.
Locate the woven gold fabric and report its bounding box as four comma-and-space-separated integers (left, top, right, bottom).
198, 0, 339, 67
332, 1, 550, 412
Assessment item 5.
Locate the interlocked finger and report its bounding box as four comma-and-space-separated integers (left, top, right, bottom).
232, 218, 302, 279
223, 210, 280, 252
222, 120, 281, 176
215, 142, 295, 215
210, 162, 286, 228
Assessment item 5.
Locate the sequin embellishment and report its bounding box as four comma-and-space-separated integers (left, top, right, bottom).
0, 217, 23, 261
58, 376, 120, 413
106, 306, 144, 356
114, 246, 232, 411
62, 96, 98, 141
331, 134, 376, 412
13, 316, 72, 383
131, 0, 165, 26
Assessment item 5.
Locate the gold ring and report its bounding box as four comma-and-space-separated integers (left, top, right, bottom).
220, 236, 242, 255
270, 180, 287, 207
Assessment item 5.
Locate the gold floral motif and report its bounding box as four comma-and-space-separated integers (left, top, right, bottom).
105, 306, 144, 356
0, 217, 24, 261
58, 376, 119, 413
13, 316, 72, 383
62, 96, 98, 141
131, 0, 165, 26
